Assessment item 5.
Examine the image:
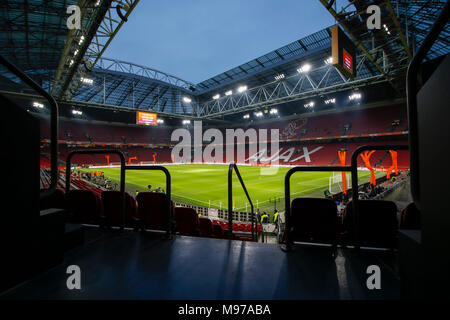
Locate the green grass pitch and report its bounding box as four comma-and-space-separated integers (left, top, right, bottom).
83, 164, 381, 212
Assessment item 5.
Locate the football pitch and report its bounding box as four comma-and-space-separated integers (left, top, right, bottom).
84, 164, 382, 212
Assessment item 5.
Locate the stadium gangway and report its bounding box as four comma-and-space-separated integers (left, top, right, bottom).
0, 54, 59, 200
65, 150, 172, 236
228, 162, 264, 243
283, 144, 409, 252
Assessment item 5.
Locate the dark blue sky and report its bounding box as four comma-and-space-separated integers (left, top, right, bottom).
104, 0, 335, 84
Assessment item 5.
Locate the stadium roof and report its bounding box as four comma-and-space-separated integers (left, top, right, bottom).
71, 57, 196, 115
0, 0, 448, 118
0, 0, 78, 89
194, 28, 333, 94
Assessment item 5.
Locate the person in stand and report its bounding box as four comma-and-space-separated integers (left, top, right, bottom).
273, 209, 279, 224
261, 212, 269, 224
256, 208, 262, 223
147, 185, 152, 192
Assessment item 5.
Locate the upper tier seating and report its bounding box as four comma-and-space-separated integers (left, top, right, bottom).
343, 200, 398, 249
289, 198, 338, 245
101, 191, 139, 228
136, 192, 171, 231
40, 105, 407, 146
66, 190, 103, 224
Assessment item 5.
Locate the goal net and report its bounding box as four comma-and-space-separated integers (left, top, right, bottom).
328, 172, 350, 194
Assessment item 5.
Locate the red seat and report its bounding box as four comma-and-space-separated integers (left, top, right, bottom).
343, 200, 398, 249
212, 224, 224, 239
199, 217, 213, 238
399, 202, 421, 230
174, 207, 199, 236
290, 198, 338, 245
40, 188, 65, 210
136, 192, 171, 231
101, 191, 138, 227
66, 190, 102, 224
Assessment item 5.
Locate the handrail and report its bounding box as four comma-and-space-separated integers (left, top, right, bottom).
406, 1, 449, 211
283, 144, 409, 251
350, 144, 409, 250
65, 152, 173, 236
66, 150, 126, 228
0, 54, 59, 199
284, 165, 351, 251
124, 165, 172, 237
228, 163, 256, 241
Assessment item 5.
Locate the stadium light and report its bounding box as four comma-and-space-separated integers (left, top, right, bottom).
324, 57, 333, 65
225, 90, 233, 96
274, 74, 285, 81
69, 59, 74, 67
183, 96, 192, 103
304, 101, 315, 108
213, 94, 220, 100
182, 120, 191, 125
72, 110, 83, 115
349, 92, 362, 101
269, 108, 278, 114
255, 111, 263, 117
74, 49, 79, 56
237, 85, 247, 93
297, 64, 311, 73
78, 35, 85, 45
383, 24, 391, 35
81, 77, 93, 85
243, 114, 250, 119
324, 98, 336, 104
33, 102, 44, 109
157, 119, 164, 124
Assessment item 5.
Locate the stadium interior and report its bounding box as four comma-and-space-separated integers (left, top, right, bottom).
0, 0, 449, 302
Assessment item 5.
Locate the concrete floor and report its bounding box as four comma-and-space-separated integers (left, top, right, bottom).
1, 228, 400, 300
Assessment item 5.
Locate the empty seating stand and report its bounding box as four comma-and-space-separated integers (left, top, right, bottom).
101, 191, 139, 228
174, 207, 199, 236
290, 198, 338, 246
66, 190, 103, 224
136, 192, 171, 231
343, 200, 398, 249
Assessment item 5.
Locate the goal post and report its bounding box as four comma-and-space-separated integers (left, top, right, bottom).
329, 172, 351, 194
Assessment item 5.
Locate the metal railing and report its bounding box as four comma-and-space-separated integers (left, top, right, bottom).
65, 150, 126, 227
124, 165, 172, 237
228, 162, 262, 242
0, 54, 59, 199
284, 144, 409, 251
65, 150, 172, 235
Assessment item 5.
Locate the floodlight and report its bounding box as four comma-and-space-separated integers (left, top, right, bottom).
237, 85, 247, 93
297, 64, 312, 73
